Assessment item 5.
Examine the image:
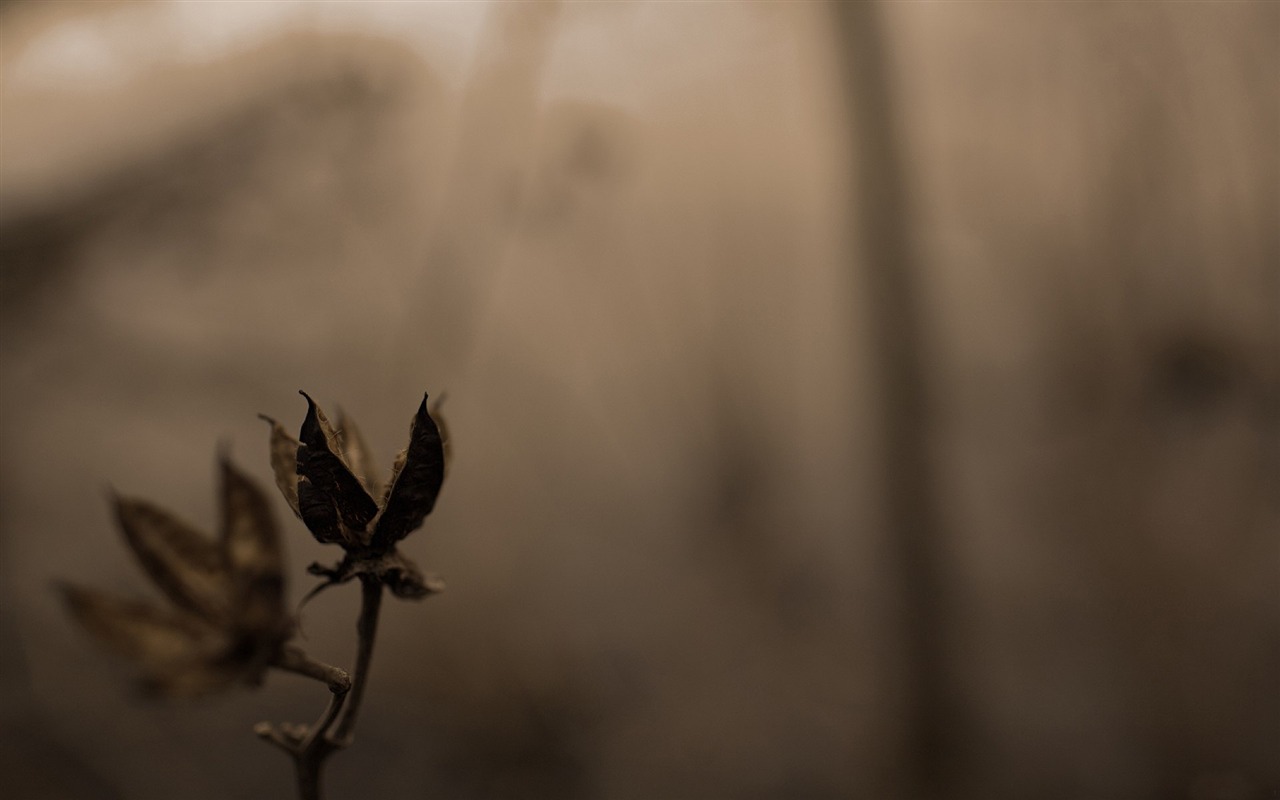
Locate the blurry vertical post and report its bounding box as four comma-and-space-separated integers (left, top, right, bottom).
829, 2, 958, 796
420, 1, 562, 366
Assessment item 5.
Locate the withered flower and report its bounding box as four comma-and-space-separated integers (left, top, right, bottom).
259, 392, 448, 600
61, 458, 289, 697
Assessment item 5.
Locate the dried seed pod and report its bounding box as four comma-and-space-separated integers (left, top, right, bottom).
273, 392, 449, 602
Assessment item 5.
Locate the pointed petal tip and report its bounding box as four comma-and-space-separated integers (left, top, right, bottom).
106, 490, 131, 523
217, 453, 234, 475
55, 581, 109, 616
299, 392, 326, 432
218, 451, 259, 490
257, 413, 278, 426
107, 489, 143, 517
215, 439, 238, 468
416, 393, 435, 422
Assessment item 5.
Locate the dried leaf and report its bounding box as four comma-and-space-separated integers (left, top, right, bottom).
429, 395, 452, 478
335, 409, 383, 499
258, 414, 301, 517
372, 394, 445, 549
113, 495, 229, 623
378, 448, 408, 510
297, 487, 344, 545
218, 457, 286, 638
296, 392, 378, 546
59, 584, 233, 696
63, 454, 291, 697
305, 550, 444, 600
379, 548, 445, 600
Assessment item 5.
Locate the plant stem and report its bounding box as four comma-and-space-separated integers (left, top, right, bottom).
288, 672, 347, 800
273, 645, 352, 693
328, 576, 383, 746
259, 577, 385, 798
293, 754, 324, 800
830, 1, 956, 795
258, 650, 350, 800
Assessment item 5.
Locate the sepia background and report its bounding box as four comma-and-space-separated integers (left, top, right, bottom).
1, 2, 1276, 798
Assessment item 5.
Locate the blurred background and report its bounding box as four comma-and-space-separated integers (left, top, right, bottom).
1, 2, 1276, 799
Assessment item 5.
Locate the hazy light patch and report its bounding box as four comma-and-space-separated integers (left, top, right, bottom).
6, 0, 488, 93
160, 0, 309, 62
4, 8, 141, 89
305, 0, 491, 86
6, 1, 303, 90
539, 2, 794, 112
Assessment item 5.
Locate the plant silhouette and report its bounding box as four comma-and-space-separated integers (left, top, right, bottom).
61, 392, 450, 800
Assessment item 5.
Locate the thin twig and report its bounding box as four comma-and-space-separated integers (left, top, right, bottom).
273, 645, 352, 693
258, 646, 353, 800
287, 689, 346, 800
259, 575, 386, 798
254, 721, 298, 755
328, 576, 383, 746
299, 689, 345, 754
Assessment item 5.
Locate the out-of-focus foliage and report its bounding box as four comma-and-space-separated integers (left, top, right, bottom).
61, 459, 289, 697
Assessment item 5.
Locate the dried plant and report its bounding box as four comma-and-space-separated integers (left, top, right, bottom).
262, 392, 448, 600
60, 392, 449, 800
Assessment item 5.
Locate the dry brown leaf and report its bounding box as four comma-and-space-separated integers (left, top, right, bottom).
335, 409, 383, 499
258, 414, 301, 518
113, 494, 230, 623
371, 394, 445, 550
297, 392, 379, 546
